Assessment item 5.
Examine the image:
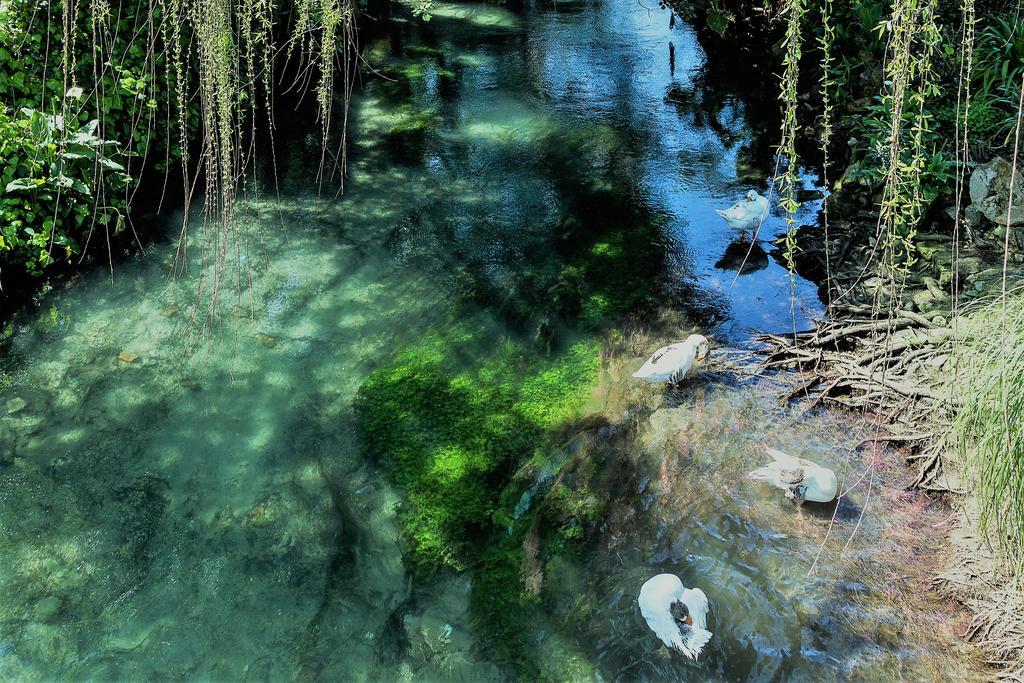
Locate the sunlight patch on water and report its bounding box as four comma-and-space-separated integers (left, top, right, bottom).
419, 2, 521, 30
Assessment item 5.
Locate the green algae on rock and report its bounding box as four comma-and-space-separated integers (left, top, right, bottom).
354, 326, 600, 573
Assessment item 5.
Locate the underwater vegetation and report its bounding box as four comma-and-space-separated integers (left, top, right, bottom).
348, 43, 688, 670
354, 324, 600, 573
353, 319, 623, 678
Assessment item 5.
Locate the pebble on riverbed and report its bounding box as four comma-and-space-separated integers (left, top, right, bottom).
5, 396, 27, 414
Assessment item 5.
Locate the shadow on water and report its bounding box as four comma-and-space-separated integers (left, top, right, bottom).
715, 237, 769, 276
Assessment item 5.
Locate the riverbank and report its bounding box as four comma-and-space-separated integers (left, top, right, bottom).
651, 0, 1024, 673
757, 164, 1024, 678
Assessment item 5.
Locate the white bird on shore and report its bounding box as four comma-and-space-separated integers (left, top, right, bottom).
632, 335, 710, 385
748, 448, 839, 504
638, 573, 713, 660
716, 190, 770, 231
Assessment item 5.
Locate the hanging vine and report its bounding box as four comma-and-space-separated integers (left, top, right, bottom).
777, 0, 805, 329
818, 0, 835, 307
875, 0, 941, 286
2, 0, 358, 329
288, 0, 359, 191
155, 0, 358, 334
951, 0, 976, 325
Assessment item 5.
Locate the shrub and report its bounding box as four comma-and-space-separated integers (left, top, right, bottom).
0, 0, 168, 283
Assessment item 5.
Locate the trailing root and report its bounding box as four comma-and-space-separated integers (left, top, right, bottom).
757, 306, 956, 490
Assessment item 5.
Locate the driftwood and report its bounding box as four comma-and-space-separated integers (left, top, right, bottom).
757, 309, 956, 488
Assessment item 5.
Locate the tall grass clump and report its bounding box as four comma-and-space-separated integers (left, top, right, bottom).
953, 291, 1024, 581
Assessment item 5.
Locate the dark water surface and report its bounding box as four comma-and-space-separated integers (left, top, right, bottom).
0, 0, 976, 680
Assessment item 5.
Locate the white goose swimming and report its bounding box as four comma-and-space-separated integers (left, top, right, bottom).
716, 190, 770, 231
632, 335, 709, 385
748, 448, 839, 504
638, 573, 712, 660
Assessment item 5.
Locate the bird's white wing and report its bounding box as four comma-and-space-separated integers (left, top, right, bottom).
678, 626, 713, 660
765, 447, 802, 470
640, 579, 712, 661
633, 345, 672, 380
639, 575, 685, 652
747, 465, 790, 491
634, 343, 692, 381
639, 599, 687, 653
648, 344, 675, 363
681, 587, 709, 630
805, 467, 839, 502
679, 587, 712, 660
718, 202, 744, 219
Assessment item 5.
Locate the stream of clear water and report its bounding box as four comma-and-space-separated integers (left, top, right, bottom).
0, 0, 978, 680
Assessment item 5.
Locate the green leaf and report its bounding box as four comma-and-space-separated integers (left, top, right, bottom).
64, 144, 97, 161
78, 119, 99, 137
4, 178, 40, 193
98, 157, 126, 171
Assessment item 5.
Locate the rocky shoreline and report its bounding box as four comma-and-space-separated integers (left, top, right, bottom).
757, 155, 1024, 679
777, 156, 1024, 321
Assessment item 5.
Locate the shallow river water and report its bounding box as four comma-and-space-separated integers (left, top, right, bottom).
0, 0, 980, 680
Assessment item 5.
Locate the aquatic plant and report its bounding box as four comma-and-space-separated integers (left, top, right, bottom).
382, 106, 439, 163
351, 305, 614, 673
354, 327, 599, 572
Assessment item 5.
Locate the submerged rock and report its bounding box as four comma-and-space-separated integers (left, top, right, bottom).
796, 188, 826, 203
911, 288, 939, 313
255, 333, 278, 348
5, 396, 27, 414
0, 443, 13, 466
32, 595, 62, 623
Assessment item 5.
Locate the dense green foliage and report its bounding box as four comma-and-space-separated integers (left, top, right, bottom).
0, 0, 354, 305
0, 0, 167, 279
673, 0, 1021, 237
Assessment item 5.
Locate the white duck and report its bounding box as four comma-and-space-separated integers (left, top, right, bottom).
716, 190, 770, 231
748, 448, 839, 504
632, 335, 710, 385
638, 573, 712, 660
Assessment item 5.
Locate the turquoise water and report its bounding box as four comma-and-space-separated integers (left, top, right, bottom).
0, 0, 976, 680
